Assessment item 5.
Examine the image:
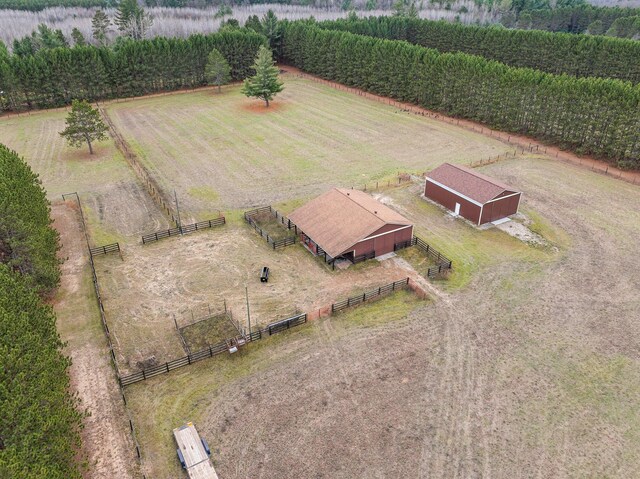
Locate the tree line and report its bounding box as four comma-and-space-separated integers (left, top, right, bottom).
505, 5, 640, 34
319, 16, 640, 84
281, 22, 640, 169
0, 144, 83, 479
0, 0, 107, 10
0, 30, 265, 111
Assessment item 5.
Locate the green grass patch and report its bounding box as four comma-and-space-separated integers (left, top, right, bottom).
331, 289, 424, 329
83, 204, 124, 246
180, 314, 240, 351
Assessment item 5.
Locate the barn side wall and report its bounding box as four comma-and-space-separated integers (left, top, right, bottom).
424, 181, 481, 224
352, 225, 413, 257
479, 194, 521, 225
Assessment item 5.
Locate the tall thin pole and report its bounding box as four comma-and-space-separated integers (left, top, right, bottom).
245, 286, 251, 335
174, 189, 182, 231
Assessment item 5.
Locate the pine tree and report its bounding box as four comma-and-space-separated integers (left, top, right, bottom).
92, 10, 111, 47
115, 0, 152, 40
71, 28, 86, 46
59, 99, 108, 154
245, 15, 263, 34
261, 9, 281, 51
205, 48, 231, 92
241, 45, 283, 107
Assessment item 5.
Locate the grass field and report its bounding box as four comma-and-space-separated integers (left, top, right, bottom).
0, 110, 170, 244
10, 75, 640, 478
104, 75, 512, 220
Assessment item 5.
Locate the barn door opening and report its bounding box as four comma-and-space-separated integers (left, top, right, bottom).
454, 202, 461, 216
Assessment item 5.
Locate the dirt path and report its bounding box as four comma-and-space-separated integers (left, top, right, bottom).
280, 66, 640, 187
52, 202, 140, 479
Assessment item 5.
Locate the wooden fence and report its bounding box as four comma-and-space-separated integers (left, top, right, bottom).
244, 206, 298, 250
394, 235, 453, 279
120, 312, 308, 387
141, 217, 225, 244
90, 242, 120, 257
331, 278, 410, 313
99, 106, 180, 226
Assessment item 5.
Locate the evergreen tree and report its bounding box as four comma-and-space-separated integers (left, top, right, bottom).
115, 0, 152, 40
92, 10, 111, 46
261, 9, 282, 51
220, 18, 240, 30
245, 14, 262, 34
205, 48, 231, 92
241, 45, 283, 107
59, 99, 108, 154
71, 28, 86, 46
214, 4, 232, 19
0, 144, 60, 292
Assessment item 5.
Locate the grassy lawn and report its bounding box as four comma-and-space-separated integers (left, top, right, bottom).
105, 76, 512, 219
0, 110, 170, 243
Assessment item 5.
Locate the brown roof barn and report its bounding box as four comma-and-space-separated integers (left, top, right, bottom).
424, 163, 522, 226
288, 188, 413, 261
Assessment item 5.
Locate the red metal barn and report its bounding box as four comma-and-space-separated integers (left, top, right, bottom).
288, 188, 413, 263
424, 163, 522, 226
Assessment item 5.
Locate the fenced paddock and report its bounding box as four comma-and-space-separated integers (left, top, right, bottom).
394, 235, 453, 279
119, 276, 417, 386
120, 312, 308, 386
244, 206, 298, 250
178, 309, 242, 354
142, 217, 225, 244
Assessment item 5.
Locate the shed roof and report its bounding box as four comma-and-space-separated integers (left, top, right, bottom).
426, 163, 519, 204
288, 188, 412, 258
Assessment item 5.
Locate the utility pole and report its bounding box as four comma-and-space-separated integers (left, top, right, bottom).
245, 286, 251, 335
174, 189, 182, 232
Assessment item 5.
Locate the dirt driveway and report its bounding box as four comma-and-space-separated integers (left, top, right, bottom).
52, 202, 141, 479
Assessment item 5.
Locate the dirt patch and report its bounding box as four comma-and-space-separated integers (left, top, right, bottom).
51, 202, 140, 479
239, 100, 288, 114
495, 218, 548, 247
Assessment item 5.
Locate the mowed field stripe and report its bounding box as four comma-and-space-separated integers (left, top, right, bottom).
105, 77, 512, 215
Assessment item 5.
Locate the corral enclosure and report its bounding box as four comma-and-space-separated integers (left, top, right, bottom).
124, 158, 640, 479
94, 224, 413, 374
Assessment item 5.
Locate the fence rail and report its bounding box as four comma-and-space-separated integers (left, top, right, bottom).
141, 217, 225, 244
244, 206, 298, 250
90, 243, 120, 256
266, 313, 307, 335
331, 278, 410, 313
